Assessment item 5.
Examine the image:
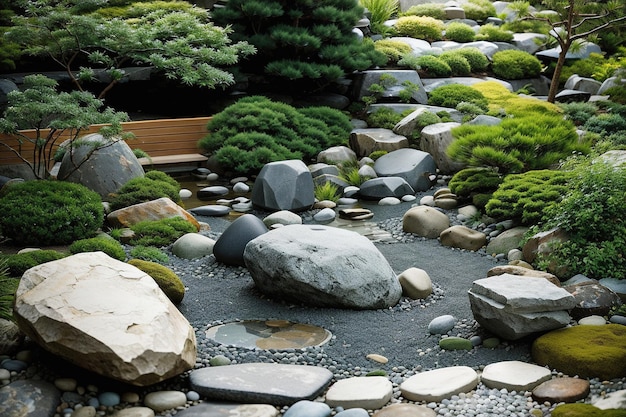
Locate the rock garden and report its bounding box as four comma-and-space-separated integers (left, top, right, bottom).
1, 0, 626, 417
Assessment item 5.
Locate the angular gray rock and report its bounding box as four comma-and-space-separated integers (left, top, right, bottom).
419, 122, 465, 174
13, 252, 197, 386
351, 69, 428, 104
468, 274, 577, 340
57, 133, 144, 199
244, 225, 402, 309
251, 160, 315, 212
349, 128, 409, 158
374, 148, 436, 192
189, 363, 333, 406
358, 177, 415, 201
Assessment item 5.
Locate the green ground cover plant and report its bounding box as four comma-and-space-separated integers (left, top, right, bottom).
374, 39, 412, 64
455, 48, 489, 73
438, 51, 472, 76
402, 3, 446, 19
491, 50, 542, 80
475, 24, 514, 42
394, 15, 444, 41
0, 259, 18, 321
129, 246, 170, 263
109, 170, 182, 211
129, 217, 198, 247
448, 167, 503, 209
444, 22, 476, 43
0, 180, 103, 246
462, 0, 496, 22
428, 84, 489, 112
471, 81, 562, 116
69, 236, 127, 261
398, 54, 451, 77
1, 250, 68, 277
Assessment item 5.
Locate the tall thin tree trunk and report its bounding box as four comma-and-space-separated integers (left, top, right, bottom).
548, 47, 569, 103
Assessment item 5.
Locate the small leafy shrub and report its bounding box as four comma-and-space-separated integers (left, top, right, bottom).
340, 166, 370, 187
198, 96, 351, 174
428, 84, 489, 112
456, 101, 487, 120
444, 22, 475, 43
584, 113, 626, 135
448, 114, 589, 174
69, 237, 127, 261
129, 246, 170, 263
502, 18, 551, 35
534, 163, 626, 279
475, 24, 514, 42
604, 86, 626, 104
314, 182, 341, 203
394, 16, 444, 42
369, 150, 388, 160
485, 170, 573, 224
448, 167, 503, 208
109, 170, 181, 211
438, 51, 472, 76
462, 0, 496, 22
492, 50, 542, 79
127, 259, 185, 304
366, 107, 404, 129
559, 102, 599, 126
415, 110, 443, 129
455, 47, 489, 73
129, 217, 198, 247
2, 250, 67, 277
374, 39, 413, 64
0, 181, 103, 246
399, 54, 451, 77
402, 3, 446, 19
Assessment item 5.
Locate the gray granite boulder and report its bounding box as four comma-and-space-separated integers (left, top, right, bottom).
468, 274, 576, 340
563, 281, 622, 320
213, 214, 268, 267
349, 128, 409, 158
420, 122, 465, 174
251, 160, 315, 212
358, 177, 415, 201
564, 75, 602, 94
244, 225, 403, 309
317, 146, 357, 165
57, 133, 144, 199
374, 148, 436, 191
350, 69, 428, 104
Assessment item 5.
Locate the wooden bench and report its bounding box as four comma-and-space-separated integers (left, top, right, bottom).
0, 116, 212, 174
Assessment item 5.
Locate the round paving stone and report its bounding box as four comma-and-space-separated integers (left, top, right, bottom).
532, 377, 590, 404
372, 403, 437, 417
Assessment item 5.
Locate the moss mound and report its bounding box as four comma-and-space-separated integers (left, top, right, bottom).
127, 259, 185, 305
531, 324, 626, 380
552, 403, 626, 417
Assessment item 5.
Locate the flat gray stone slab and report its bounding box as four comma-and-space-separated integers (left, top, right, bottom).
481, 360, 552, 391
400, 366, 479, 402
175, 402, 279, 417
189, 363, 333, 406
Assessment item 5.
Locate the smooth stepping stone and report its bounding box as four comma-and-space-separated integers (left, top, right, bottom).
144, 391, 187, 412
282, 400, 330, 417
372, 403, 436, 417
592, 389, 626, 410
400, 366, 479, 402
175, 402, 279, 417
338, 208, 374, 220
189, 205, 231, 216
0, 379, 60, 417
481, 361, 552, 391
114, 407, 155, 417
189, 363, 333, 405
335, 408, 369, 417
532, 377, 590, 404
325, 376, 393, 410
198, 186, 229, 200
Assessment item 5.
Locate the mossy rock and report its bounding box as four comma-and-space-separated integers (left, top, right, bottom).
439, 336, 473, 351
551, 403, 626, 417
531, 324, 626, 380
127, 259, 185, 305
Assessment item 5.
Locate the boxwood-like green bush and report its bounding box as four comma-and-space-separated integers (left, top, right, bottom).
402, 3, 446, 19
129, 217, 198, 247
462, 0, 496, 22
198, 96, 351, 174
109, 170, 181, 211
475, 24, 514, 42
399, 54, 451, 77
485, 170, 573, 224
69, 236, 127, 261
444, 22, 476, 43
455, 47, 489, 73
439, 51, 472, 76
374, 39, 413, 64
0, 180, 103, 246
1, 250, 68, 277
449, 167, 503, 208
394, 16, 444, 41
492, 50, 542, 79
428, 84, 489, 112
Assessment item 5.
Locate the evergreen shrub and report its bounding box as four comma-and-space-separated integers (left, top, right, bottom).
129, 217, 198, 247
198, 96, 351, 174
109, 170, 181, 211
485, 170, 573, 224
69, 236, 127, 261
462, 0, 496, 21
444, 22, 475, 43
439, 51, 472, 76
475, 24, 514, 42
492, 50, 542, 79
394, 16, 444, 41
448, 167, 503, 208
428, 84, 488, 112
399, 54, 451, 77
2, 250, 67, 277
455, 47, 489, 72
314, 182, 341, 203
559, 102, 599, 126
0, 180, 103, 246
402, 3, 446, 19
374, 39, 412, 64
448, 114, 589, 174
584, 113, 626, 135
366, 107, 404, 129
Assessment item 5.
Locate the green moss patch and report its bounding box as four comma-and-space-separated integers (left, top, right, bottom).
127, 259, 185, 305
531, 324, 626, 380
552, 403, 626, 417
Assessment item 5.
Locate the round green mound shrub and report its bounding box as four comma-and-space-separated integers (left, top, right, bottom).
394, 16, 444, 41
127, 259, 185, 304
69, 236, 127, 261
402, 3, 446, 19
532, 324, 626, 380
462, 0, 496, 22
552, 403, 626, 417
444, 22, 475, 43
428, 84, 488, 112
449, 167, 503, 208
129, 217, 198, 247
455, 47, 489, 72
408, 54, 451, 77
475, 23, 513, 42
109, 170, 181, 211
0, 180, 103, 246
198, 96, 351, 174
492, 50, 542, 79
439, 51, 471, 76
374, 39, 413, 64
2, 250, 67, 277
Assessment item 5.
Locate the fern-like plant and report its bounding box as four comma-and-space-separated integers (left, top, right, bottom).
314, 182, 341, 203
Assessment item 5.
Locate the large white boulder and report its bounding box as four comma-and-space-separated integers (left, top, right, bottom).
13, 252, 196, 386
244, 225, 402, 309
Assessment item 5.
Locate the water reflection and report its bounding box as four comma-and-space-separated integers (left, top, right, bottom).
205, 320, 332, 350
